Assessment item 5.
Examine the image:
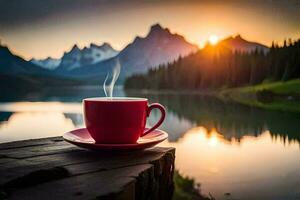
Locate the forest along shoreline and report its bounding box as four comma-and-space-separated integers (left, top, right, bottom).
125, 79, 300, 114
124, 39, 300, 114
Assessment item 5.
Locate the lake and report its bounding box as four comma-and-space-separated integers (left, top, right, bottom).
1, 87, 300, 200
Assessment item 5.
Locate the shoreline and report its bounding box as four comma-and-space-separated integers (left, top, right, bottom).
125, 79, 300, 114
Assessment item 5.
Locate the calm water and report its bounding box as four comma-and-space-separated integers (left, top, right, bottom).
1, 87, 300, 200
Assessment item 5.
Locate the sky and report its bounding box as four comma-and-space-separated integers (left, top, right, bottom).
0, 0, 299, 60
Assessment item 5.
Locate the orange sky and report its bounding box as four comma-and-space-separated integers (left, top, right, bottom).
0, 0, 299, 60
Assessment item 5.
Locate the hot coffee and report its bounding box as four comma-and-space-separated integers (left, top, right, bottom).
83, 97, 165, 144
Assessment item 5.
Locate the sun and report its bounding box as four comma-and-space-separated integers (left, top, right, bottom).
208, 35, 219, 45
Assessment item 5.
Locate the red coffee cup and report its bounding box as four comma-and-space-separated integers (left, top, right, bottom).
83, 97, 166, 144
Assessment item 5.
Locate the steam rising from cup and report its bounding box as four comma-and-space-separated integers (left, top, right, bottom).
103, 59, 121, 99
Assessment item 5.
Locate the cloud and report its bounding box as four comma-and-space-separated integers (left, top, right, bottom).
0, 0, 123, 30
1, 0, 299, 31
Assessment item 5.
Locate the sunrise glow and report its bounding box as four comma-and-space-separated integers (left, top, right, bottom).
208, 35, 219, 45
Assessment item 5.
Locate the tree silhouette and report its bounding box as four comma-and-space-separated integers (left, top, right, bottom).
125, 39, 300, 90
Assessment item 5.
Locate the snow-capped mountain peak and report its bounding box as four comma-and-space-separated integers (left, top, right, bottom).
57, 42, 119, 71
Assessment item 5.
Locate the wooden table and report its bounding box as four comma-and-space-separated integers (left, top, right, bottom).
0, 137, 175, 200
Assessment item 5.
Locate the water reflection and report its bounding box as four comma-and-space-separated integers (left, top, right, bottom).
131, 91, 300, 199
1, 89, 300, 199
64, 113, 84, 127
160, 126, 300, 200
0, 112, 77, 143
0, 102, 82, 113
0, 86, 125, 103
128, 91, 300, 144
0, 102, 83, 143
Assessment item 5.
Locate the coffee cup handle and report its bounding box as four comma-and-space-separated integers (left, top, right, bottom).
142, 103, 166, 137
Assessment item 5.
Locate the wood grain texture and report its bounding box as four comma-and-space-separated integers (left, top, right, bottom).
0, 137, 175, 200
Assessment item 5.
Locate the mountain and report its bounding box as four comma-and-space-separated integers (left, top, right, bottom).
30, 57, 61, 70
0, 44, 84, 94
219, 35, 269, 53
116, 24, 198, 74
125, 35, 294, 90
0, 45, 51, 75
56, 43, 119, 72
59, 24, 198, 82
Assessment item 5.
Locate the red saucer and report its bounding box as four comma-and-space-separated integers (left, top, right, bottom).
63, 128, 168, 150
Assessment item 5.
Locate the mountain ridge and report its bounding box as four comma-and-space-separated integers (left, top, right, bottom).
31, 57, 61, 70
58, 23, 199, 82
0, 45, 51, 76
1, 24, 271, 85
30, 42, 119, 71
219, 34, 269, 53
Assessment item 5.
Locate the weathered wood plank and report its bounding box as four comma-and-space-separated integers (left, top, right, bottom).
0, 158, 16, 164
0, 137, 175, 199
0, 137, 63, 151
0, 141, 77, 159
0, 147, 174, 185
8, 164, 151, 200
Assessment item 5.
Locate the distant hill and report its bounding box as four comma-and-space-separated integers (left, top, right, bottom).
0, 44, 83, 91
31, 57, 61, 70
0, 45, 51, 76
219, 35, 269, 53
